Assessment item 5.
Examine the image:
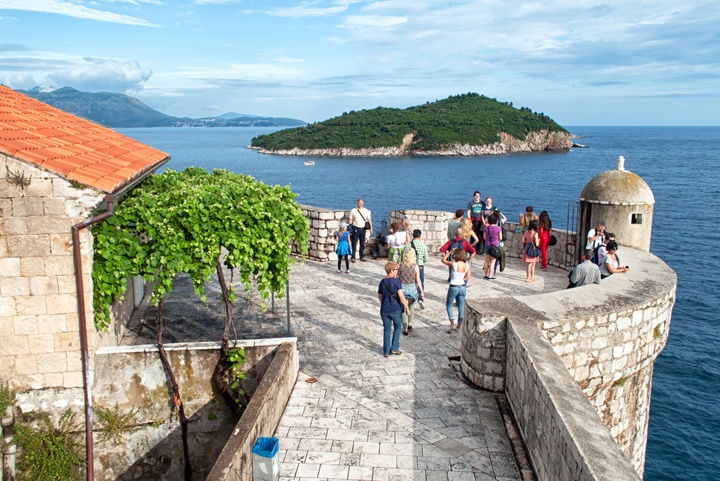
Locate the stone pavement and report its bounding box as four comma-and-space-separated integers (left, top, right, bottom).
121, 253, 570, 480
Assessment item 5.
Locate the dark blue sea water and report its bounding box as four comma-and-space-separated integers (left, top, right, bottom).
118, 126, 720, 481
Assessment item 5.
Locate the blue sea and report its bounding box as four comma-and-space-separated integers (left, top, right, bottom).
118, 125, 720, 481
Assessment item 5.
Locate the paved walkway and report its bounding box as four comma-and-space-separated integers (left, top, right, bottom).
122, 253, 570, 480
274, 255, 567, 481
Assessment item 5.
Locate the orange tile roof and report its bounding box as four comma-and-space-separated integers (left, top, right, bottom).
0, 85, 169, 193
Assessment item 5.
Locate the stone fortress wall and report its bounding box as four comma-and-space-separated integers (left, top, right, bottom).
297, 204, 675, 480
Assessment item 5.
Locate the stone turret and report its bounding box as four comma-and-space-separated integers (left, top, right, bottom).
578, 156, 655, 253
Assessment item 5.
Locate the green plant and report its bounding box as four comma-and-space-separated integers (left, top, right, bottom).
92, 168, 309, 330
227, 346, 247, 394
614, 377, 628, 387
207, 411, 218, 421
654, 323, 663, 339
0, 381, 15, 415
96, 404, 138, 444
15, 409, 84, 481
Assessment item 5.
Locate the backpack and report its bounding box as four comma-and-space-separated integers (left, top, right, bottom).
591, 243, 605, 265
448, 238, 464, 261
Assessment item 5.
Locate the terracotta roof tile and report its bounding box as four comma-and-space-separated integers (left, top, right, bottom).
0, 85, 169, 193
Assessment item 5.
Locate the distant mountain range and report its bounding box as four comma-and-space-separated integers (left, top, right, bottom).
18, 87, 306, 128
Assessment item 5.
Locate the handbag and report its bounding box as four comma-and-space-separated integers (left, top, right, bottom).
488, 245, 503, 259
357, 209, 371, 230
525, 241, 541, 257
549, 234, 557, 246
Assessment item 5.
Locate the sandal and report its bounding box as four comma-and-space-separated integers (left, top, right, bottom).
408, 324, 413, 332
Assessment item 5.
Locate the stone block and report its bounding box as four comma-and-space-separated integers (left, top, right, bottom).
0, 216, 28, 236
0, 355, 15, 374
37, 314, 68, 334
3, 335, 29, 355
49, 233, 73, 255
30, 276, 59, 296
66, 351, 82, 371
12, 197, 44, 216
28, 333, 55, 354
0, 316, 12, 336
43, 197, 67, 216
15, 354, 37, 375
46, 294, 77, 315
20, 256, 45, 276
0, 296, 16, 316
36, 351, 68, 373
0, 257, 21, 277
63, 371, 83, 388
43, 373, 64, 388
56, 275, 77, 294
54, 332, 79, 352
14, 296, 47, 315
14, 315, 38, 335
44, 255, 75, 276
24, 178, 53, 197
0, 237, 7, 257
1, 277, 30, 296
7, 234, 51, 257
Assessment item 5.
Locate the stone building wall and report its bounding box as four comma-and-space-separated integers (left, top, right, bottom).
0, 154, 127, 393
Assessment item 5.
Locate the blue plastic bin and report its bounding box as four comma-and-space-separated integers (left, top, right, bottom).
252, 437, 279, 481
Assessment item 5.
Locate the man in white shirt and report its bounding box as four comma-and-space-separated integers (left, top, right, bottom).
349, 198, 373, 262
586, 220, 606, 250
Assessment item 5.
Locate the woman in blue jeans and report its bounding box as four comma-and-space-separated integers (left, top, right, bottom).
377, 262, 410, 356
441, 248, 471, 333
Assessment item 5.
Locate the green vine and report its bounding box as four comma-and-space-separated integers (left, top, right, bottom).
227, 347, 247, 394
96, 404, 138, 444
0, 381, 15, 415
14, 409, 84, 481
92, 168, 309, 330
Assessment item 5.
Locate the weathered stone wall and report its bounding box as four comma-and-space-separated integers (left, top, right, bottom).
1, 154, 106, 392
207, 341, 299, 481
501, 221, 577, 268
504, 310, 641, 481
296, 205, 452, 261
461, 247, 676, 477
89, 338, 296, 480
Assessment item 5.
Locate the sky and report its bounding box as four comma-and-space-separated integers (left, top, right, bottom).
1, 0, 719, 126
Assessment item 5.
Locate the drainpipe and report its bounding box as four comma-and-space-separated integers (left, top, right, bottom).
72, 193, 115, 481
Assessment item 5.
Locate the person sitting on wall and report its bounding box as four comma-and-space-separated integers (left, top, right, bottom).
586, 219, 606, 250
519, 205, 538, 232
568, 249, 601, 288
600, 241, 629, 279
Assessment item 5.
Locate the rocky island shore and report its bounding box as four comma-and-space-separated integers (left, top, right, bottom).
252, 129, 572, 157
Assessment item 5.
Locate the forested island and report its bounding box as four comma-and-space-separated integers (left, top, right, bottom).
251, 93, 571, 156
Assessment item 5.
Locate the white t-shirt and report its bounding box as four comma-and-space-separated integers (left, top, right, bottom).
349, 207, 371, 229
586, 228, 604, 249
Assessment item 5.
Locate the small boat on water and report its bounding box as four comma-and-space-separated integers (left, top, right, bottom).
304, 161, 315, 166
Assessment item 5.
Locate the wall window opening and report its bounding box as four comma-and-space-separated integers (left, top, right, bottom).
631, 213, 643, 224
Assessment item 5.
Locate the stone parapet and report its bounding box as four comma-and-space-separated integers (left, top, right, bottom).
462, 247, 676, 477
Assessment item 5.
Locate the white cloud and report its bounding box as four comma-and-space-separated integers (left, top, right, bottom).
47, 57, 153, 92
0, 0, 158, 26
0, 72, 37, 89
248, 0, 359, 18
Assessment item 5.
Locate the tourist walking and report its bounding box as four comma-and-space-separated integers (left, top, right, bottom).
441, 248, 470, 333
387, 222, 408, 263
522, 220, 541, 282
334, 222, 352, 273
398, 249, 424, 335
349, 198, 372, 262
377, 262, 410, 357
407, 229, 429, 299
483, 213, 502, 279
538, 210, 552, 270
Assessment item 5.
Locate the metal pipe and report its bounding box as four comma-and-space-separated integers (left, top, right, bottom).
286, 278, 291, 335
72, 193, 115, 481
